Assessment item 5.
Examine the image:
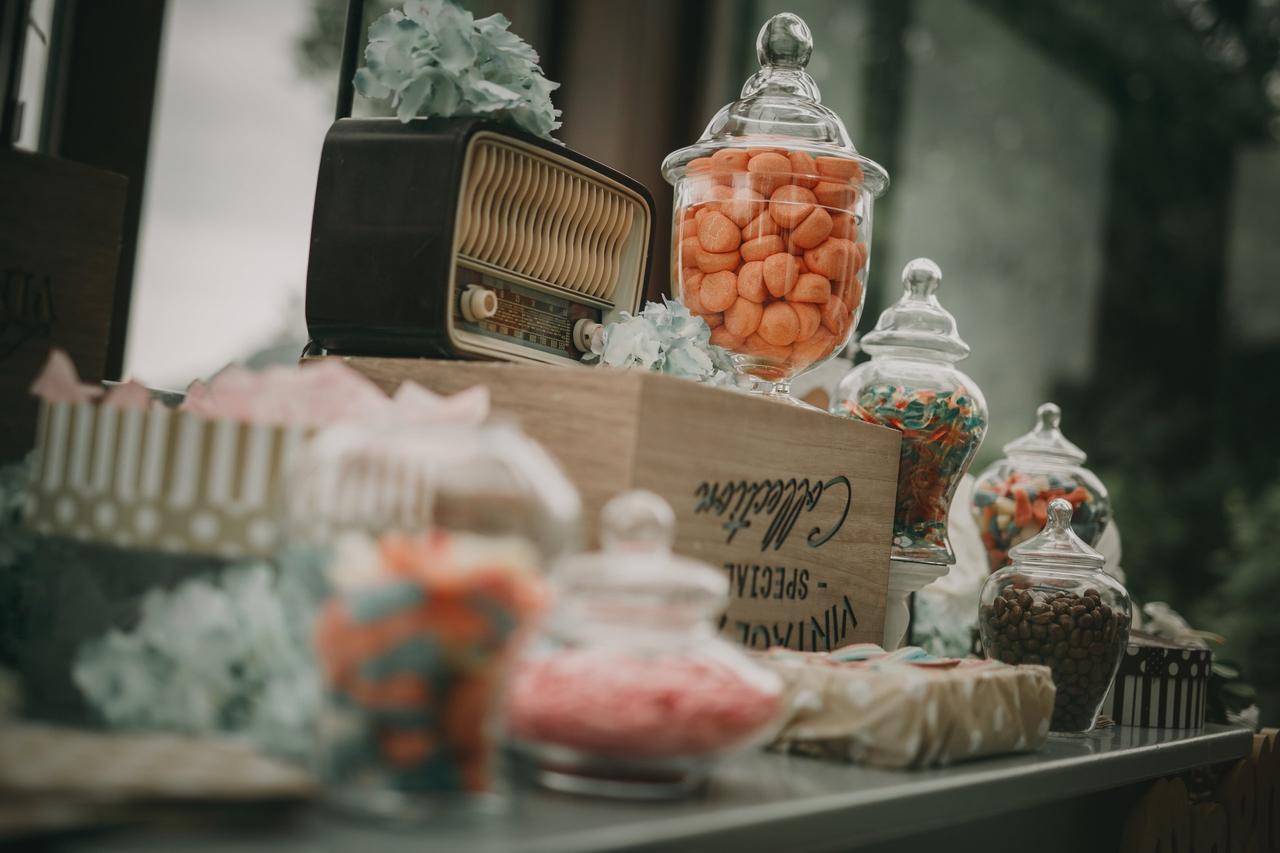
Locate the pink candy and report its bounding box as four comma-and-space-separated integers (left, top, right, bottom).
506, 650, 781, 759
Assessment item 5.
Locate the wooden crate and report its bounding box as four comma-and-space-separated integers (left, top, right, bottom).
337, 357, 901, 651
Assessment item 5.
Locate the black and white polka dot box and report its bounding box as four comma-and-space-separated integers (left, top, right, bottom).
1102, 632, 1212, 730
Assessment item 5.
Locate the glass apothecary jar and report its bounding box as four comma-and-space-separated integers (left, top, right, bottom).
660, 12, 889, 402
971, 403, 1111, 573
979, 499, 1131, 734
284, 420, 580, 820
505, 491, 784, 799
831, 258, 987, 565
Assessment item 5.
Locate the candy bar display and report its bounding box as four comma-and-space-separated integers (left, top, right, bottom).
285, 420, 580, 819
660, 12, 888, 401
972, 402, 1111, 572
832, 259, 988, 565
979, 499, 1131, 734
505, 491, 783, 799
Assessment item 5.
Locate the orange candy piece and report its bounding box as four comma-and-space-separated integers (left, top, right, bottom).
679, 218, 698, 239
763, 252, 800, 298
724, 297, 764, 338
790, 206, 832, 250
742, 210, 780, 241
697, 210, 741, 253
720, 188, 766, 227
700, 270, 738, 312
830, 211, 857, 240
792, 301, 822, 341
741, 234, 784, 262
791, 327, 837, 367
789, 150, 819, 189
710, 325, 744, 349
701, 311, 723, 329
769, 185, 816, 228
814, 181, 856, 210
789, 272, 831, 303
821, 294, 850, 336
743, 333, 793, 362
804, 237, 857, 281
711, 147, 750, 171
746, 151, 791, 194
682, 271, 705, 314
815, 156, 863, 181
679, 235, 701, 268
759, 302, 801, 347
697, 247, 740, 274
737, 260, 767, 303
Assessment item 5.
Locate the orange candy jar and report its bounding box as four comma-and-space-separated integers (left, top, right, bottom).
661, 12, 889, 401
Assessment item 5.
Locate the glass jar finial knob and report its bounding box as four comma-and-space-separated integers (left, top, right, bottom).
757, 13, 813, 68
1047, 497, 1074, 530
903, 257, 942, 298
601, 490, 676, 554
1036, 402, 1062, 431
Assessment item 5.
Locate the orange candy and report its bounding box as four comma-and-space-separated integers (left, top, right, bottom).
679, 235, 701, 268
815, 156, 863, 181
830, 211, 857, 240
737, 260, 767, 303
724, 297, 764, 338
769, 185, 816, 229
790, 327, 837, 367
697, 210, 741, 253
720, 188, 766, 227
710, 325, 744, 349
821, 294, 850, 336
711, 147, 750, 171
697, 247, 740, 274
682, 271, 705, 314
804, 237, 857, 281
746, 151, 791, 194
742, 210, 780, 241
789, 150, 819, 189
790, 206, 832, 250
700, 270, 739, 312
814, 181, 856, 210
743, 333, 793, 362
758, 302, 801, 347
741, 234, 784, 262
763, 252, 800, 298
789, 272, 831, 303
792, 301, 822, 341
679, 218, 698, 239
701, 311, 723, 329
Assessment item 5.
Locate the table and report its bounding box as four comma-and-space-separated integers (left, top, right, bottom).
68, 724, 1250, 853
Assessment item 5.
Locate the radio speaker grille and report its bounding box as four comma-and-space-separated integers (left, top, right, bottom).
457, 137, 645, 305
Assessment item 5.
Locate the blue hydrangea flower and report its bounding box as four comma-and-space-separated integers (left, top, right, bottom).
585, 298, 743, 386
354, 0, 561, 140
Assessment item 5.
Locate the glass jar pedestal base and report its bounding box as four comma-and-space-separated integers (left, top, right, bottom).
885, 557, 950, 650
509, 742, 710, 801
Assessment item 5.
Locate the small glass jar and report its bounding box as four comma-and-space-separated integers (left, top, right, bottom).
284, 421, 580, 820
979, 499, 1131, 734
831, 258, 988, 565
660, 12, 889, 402
505, 491, 784, 799
971, 403, 1111, 573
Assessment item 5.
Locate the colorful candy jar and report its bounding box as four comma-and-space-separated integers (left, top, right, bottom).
660, 12, 888, 402
831, 259, 988, 566
979, 498, 1131, 734
284, 421, 580, 820
971, 403, 1111, 573
505, 491, 784, 799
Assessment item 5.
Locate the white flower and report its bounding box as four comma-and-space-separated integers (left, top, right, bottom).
584, 298, 744, 386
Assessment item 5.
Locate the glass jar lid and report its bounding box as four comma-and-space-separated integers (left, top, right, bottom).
660, 12, 888, 196
1008, 498, 1105, 571
860, 258, 969, 361
1003, 403, 1088, 464
553, 491, 727, 620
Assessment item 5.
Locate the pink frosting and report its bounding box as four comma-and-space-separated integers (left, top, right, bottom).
28, 349, 104, 404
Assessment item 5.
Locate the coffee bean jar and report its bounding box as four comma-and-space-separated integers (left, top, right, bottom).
971, 402, 1111, 573
979, 498, 1131, 734
660, 12, 888, 403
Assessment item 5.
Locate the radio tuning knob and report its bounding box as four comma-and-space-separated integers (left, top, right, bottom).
460, 284, 498, 323
573, 319, 602, 353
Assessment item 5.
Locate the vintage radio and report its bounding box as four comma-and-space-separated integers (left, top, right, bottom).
304, 117, 655, 365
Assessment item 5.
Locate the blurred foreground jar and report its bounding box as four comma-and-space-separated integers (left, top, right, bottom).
661, 12, 888, 402
971, 402, 1111, 573
284, 420, 580, 820
505, 491, 783, 799
979, 499, 1131, 734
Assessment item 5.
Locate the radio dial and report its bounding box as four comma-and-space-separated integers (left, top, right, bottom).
460, 285, 499, 323
573, 319, 602, 354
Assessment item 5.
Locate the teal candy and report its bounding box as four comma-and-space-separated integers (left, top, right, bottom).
346, 581, 424, 623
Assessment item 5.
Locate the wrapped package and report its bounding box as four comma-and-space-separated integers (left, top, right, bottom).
759, 647, 1055, 768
